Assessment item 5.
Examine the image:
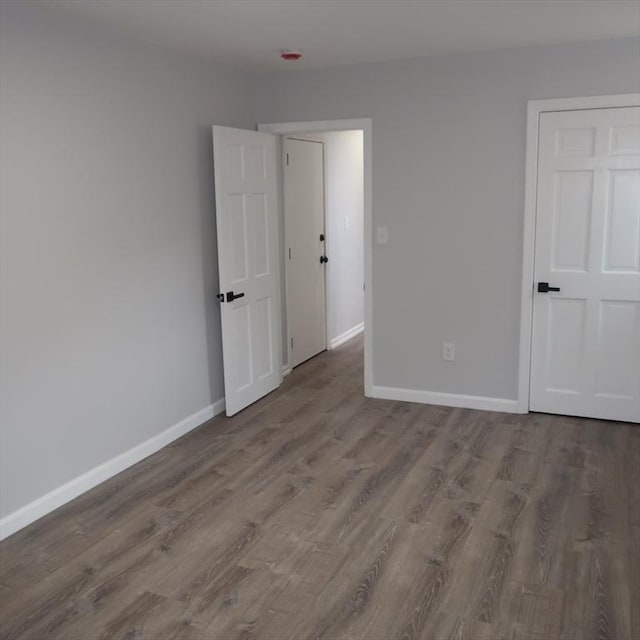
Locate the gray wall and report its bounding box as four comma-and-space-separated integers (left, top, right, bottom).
256, 37, 640, 399
0, 3, 254, 517
325, 131, 364, 342
2, 1, 639, 523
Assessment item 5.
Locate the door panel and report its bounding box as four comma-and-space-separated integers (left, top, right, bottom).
254, 296, 274, 380
604, 170, 640, 272
284, 138, 327, 368
595, 301, 639, 399
555, 127, 595, 157
610, 124, 640, 155
530, 106, 640, 422
212, 126, 281, 416
545, 298, 587, 393
250, 194, 270, 276
229, 194, 248, 281
551, 170, 593, 271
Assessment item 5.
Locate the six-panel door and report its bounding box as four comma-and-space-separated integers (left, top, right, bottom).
530, 107, 640, 422
212, 126, 281, 416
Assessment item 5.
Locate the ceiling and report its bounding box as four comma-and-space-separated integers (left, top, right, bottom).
38, 0, 640, 72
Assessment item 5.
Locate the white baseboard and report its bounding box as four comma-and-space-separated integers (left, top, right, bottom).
0, 398, 226, 541
282, 365, 292, 378
329, 322, 364, 350
370, 385, 521, 414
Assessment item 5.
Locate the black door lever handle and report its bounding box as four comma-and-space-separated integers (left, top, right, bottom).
226, 290, 245, 302
537, 282, 560, 293
320, 255, 329, 264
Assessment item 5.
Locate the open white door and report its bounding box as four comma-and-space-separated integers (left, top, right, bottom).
530, 107, 640, 422
212, 126, 281, 416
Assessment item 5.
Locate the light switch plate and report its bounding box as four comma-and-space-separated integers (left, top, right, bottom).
376, 226, 389, 244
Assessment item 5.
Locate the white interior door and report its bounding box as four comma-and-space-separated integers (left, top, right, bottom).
284, 137, 327, 367
212, 126, 281, 416
530, 106, 640, 422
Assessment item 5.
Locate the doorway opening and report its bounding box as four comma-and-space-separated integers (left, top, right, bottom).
282, 131, 364, 372
259, 119, 372, 395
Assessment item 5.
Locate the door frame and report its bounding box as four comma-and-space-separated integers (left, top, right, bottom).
259, 118, 373, 396
282, 135, 328, 368
517, 93, 640, 414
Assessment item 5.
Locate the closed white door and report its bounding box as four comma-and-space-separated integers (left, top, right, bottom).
530, 106, 640, 422
284, 138, 327, 367
212, 126, 281, 416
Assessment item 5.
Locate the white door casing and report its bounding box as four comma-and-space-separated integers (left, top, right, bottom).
530, 106, 640, 422
283, 137, 327, 367
212, 126, 281, 416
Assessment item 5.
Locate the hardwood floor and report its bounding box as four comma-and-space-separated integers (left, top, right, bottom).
1, 335, 638, 639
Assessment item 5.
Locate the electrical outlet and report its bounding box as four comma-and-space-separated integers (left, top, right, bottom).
443, 342, 455, 361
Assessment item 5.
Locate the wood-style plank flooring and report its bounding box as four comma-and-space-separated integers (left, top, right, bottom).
1, 335, 638, 639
